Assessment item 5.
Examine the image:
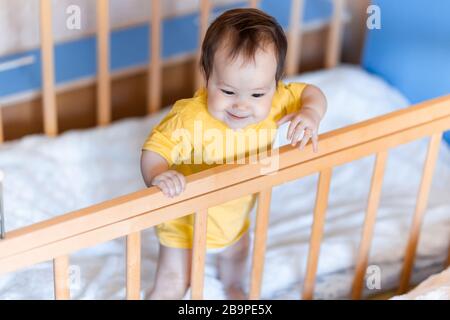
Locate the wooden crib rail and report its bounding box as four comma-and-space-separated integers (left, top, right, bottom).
148, 0, 162, 114
447, 244, 450, 267
325, 0, 345, 69
96, 0, 111, 125
38, 0, 115, 134
285, 0, 345, 76
40, 0, 58, 136
0, 104, 3, 142
0, 94, 449, 300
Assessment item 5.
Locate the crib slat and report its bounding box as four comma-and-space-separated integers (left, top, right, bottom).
249, 0, 260, 8
398, 133, 443, 294
286, 0, 304, 76
40, 0, 58, 136
249, 188, 272, 300
447, 244, 450, 267
148, 0, 162, 114
302, 168, 332, 300
126, 232, 141, 300
0, 107, 3, 143
53, 255, 70, 300
325, 0, 345, 68
351, 151, 388, 300
0, 173, 5, 239
195, 0, 210, 90
97, 0, 111, 126
191, 209, 208, 299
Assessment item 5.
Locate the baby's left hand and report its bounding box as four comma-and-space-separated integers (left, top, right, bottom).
277, 108, 321, 153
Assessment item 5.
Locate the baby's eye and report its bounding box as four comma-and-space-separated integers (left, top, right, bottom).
221, 89, 234, 96
252, 93, 265, 98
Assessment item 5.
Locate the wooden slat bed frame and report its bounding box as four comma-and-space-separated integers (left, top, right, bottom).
0, 0, 449, 300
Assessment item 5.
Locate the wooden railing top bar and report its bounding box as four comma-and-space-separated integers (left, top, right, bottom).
1, 101, 449, 276
0, 95, 449, 269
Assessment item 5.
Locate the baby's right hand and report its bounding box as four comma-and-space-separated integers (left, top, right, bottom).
151, 170, 186, 198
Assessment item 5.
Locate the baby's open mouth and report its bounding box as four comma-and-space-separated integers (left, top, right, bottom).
226, 110, 250, 120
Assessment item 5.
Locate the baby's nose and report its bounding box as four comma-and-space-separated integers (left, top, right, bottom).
232, 100, 248, 110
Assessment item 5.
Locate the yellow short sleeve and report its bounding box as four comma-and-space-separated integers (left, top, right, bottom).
272, 82, 308, 123
142, 110, 191, 167
283, 82, 308, 114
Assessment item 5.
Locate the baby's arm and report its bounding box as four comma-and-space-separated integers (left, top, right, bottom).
277, 84, 327, 152
140, 150, 186, 198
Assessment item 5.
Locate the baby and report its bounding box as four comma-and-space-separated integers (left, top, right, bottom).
141, 8, 327, 299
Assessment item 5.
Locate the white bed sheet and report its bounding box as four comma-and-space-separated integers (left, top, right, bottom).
0, 65, 449, 299
391, 267, 450, 300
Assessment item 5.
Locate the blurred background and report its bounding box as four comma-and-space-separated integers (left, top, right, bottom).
0, 0, 449, 143
0, 0, 368, 140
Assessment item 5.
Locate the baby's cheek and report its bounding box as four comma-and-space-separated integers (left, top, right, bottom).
254, 101, 271, 120
208, 94, 227, 113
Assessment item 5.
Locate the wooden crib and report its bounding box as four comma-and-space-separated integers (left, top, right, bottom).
0, 0, 449, 300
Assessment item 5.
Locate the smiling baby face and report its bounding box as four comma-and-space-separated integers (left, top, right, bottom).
199, 8, 288, 130
206, 44, 278, 130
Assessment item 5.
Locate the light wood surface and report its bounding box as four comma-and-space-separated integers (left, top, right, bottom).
195, 0, 210, 90
40, 0, 58, 136
0, 104, 448, 282
191, 209, 208, 299
351, 151, 388, 299
148, 0, 162, 114
286, 0, 304, 76
249, 188, 272, 299
325, 0, 345, 68
96, 0, 111, 126
249, 0, 260, 8
126, 232, 141, 300
0, 107, 3, 142
398, 132, 443, 294
447, 244, 450, 267
302, 168, 332, 300
53, 255, 70, 300
1, 95, 449, 270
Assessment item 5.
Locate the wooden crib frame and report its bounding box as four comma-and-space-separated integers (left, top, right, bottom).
0, 0, 449, 300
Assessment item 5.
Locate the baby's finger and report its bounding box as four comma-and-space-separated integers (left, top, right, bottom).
163, 177, 177, 197
287, 116, 302, 140
171, 172, 186, 192
169, 171, 186, 194
290, 122, 307, 146
154, 180, 171, 197
276, 113, 294, 126
299, 133, 311, 151
311, 132, 319, 153
167, 174, 182, 196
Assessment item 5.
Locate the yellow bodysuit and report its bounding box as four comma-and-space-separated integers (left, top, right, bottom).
142, 81, 307, 249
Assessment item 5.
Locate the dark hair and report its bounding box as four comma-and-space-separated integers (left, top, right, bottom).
200, 8, 287, 84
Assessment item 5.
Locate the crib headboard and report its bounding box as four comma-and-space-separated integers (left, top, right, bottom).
0, 0, 346, 144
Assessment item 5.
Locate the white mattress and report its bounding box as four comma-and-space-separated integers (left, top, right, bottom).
0, 65, 449, 299
391, 266, 450, 300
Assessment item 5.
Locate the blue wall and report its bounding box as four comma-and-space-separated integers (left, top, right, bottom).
362, 0, 450, 145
